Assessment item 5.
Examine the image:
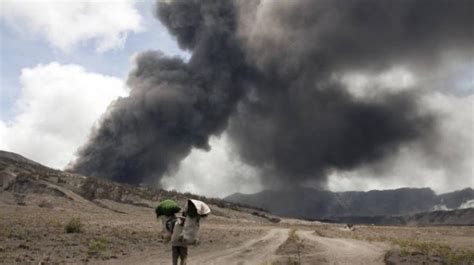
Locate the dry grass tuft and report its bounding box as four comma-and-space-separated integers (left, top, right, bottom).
64, 217, 82, 233
88, 235, 109, 255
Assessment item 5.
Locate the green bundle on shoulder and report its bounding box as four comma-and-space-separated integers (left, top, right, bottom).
155, 199, 181, 217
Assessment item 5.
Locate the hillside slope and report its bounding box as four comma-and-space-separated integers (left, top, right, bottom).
1, 150, 473, 264
0, 150, 266, 215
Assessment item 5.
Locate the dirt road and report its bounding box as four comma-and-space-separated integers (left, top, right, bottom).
297, 230, 387, 265
193, 228, 289, 264
104, 227, 387, 265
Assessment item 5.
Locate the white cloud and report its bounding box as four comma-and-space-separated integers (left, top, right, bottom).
0, 0, 142, 52
160, 134, 262, 198
432, 204, 450, 211
459, 200, 474, 209
0, 62, 127, 169
328, 67, 474, 194
339, 66, 417, 99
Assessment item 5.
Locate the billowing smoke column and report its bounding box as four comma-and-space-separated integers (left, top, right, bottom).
72, 0, 249, 184
72, 0, 473, 187
229, 0, 473, 187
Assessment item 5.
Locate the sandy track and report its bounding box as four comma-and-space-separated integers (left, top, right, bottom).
103, 228, 388, 265
103, 228, 288, 265
192, 228, 289, 265
192, 229, 387, 265
298, 230, 387, 265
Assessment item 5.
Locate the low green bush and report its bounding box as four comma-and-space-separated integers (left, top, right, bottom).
64, 218, 82, 233
88, 235, 109, 254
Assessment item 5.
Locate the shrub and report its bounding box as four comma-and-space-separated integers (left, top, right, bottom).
64, 218, 82, 233
88, 235, 109, 254
38, 200, 53, 208
288, 229, 299, 242
390, 238, 474, 264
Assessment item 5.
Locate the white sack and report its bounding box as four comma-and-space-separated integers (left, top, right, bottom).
171, 200, 211, 246
189, 199, 211, 216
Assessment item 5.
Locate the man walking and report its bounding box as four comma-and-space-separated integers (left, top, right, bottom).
171, 213, 188, 265
156, 199, 210, 265
172, 234, 188, 265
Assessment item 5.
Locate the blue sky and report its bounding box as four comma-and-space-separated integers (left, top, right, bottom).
0, 0, 188, 121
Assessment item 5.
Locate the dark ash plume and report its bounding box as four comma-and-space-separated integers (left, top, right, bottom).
228, 0, 473, 187
72, 0, 248, 184
72, 0, 473, 188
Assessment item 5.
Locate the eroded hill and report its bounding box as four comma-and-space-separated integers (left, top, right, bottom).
1, 150, 473, 264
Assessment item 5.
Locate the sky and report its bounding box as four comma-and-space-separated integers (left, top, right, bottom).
0, 0, 184, 170
0, 0, 472, 198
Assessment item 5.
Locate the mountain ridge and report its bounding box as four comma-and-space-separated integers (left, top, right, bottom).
225, 186, 474, 220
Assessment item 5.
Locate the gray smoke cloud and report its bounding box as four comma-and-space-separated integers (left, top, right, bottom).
72, 0, 473, 189
228, 0, 473, 187
72, 0, 249, 184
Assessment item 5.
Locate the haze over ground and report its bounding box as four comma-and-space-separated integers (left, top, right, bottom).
1, 0, 473, 198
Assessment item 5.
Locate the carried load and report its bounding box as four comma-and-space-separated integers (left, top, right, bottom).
171, 199, 211, 246
187, 199, 211, 216
155, 199, 181, 217
156, 199, 181, 241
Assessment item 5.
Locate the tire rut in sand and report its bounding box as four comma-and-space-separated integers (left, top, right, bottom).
296, 230, 388, 265
192, 228, 289, 265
